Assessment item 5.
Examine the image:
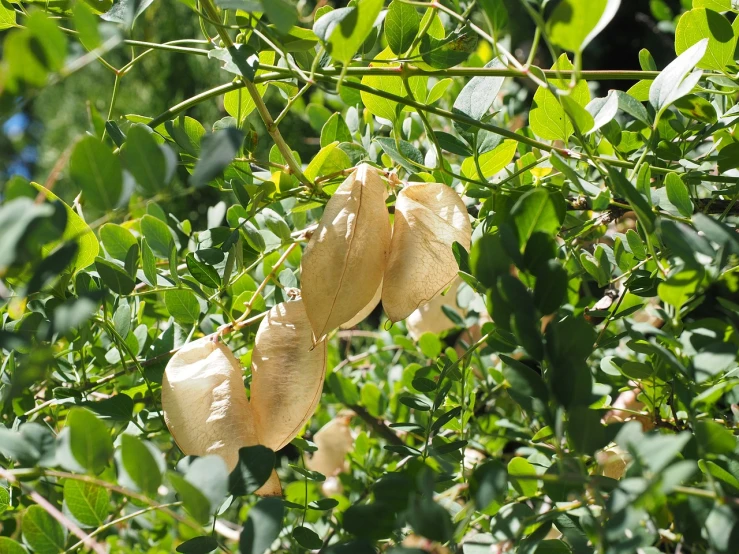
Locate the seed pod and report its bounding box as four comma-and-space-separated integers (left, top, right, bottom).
301, 164, 391, 342
383, 183, 471, 323
596, 446, 630, 480
306, 414, 354, 477
406, 278, 465, 341
250, 299, 328, 451
340, 281, 382, 329
162, 337, 281, 497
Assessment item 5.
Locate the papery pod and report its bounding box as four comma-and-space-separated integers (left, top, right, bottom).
250, 299, 328, 451
383, 183, 471, 322
406, 278, 465, 341
301, 164, 391, 342
306, 414, 354, 477
161, 337, 281, 497
596, 446, 630, 480
339, 281, 382, 329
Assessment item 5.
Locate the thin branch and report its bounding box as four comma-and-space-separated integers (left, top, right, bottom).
0, 468, 107, 554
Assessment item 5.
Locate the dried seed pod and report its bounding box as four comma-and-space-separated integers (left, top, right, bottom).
383, 183, 471, 323
162, 337, 281, 497
306, 414, 354, 477
596, 446, 630, 480
340, 281, 382, 329
250, 299, 328, 451
301, 164, 391, 342
406, 278, 465, 340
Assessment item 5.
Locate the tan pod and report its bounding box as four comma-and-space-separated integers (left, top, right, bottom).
340, 281, 382, 329
162, 337, 281, 496
383, 183, 471, 322
250, 299, 328, 451
306, 414, 354, 477
406, 278, 465, 341
300, 164, 391, 342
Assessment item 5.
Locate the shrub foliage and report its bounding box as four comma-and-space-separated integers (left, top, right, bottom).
1, 0, 739, 553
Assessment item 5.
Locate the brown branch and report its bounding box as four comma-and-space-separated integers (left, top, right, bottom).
348, 404, 405, 446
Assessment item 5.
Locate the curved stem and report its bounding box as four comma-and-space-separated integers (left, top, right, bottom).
198, 0, 309, 187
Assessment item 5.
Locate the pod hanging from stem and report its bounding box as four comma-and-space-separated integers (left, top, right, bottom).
250, 298, 328, 451
161, 337, 281, 496
301, 163, 392, 342
382, 182, 472, 323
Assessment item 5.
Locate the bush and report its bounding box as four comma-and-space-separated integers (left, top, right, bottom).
1, 0, 739, 553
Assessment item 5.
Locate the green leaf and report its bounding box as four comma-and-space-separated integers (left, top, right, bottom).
360, 47, 427, 121
561, 95, 595, 134
406, 495, 453, 543
547, 0, 621, 53
375, 137, 423, 173
141, 239, 158, 285
658, 268, 701, 310
119, 434, 162, 495
140, 215, 174, 259
0, 1, 16, 30
665, 172, 694, 217
385, 0, 419, 55
229, 446, 276, 496
239, 497, 284, 554
22, 505, 66, 554
606, 167, 655, 234
100, 223, 137, 262
529, 55, 590, 141
585, 91, 619, 134
124, 125, 168, 195
176, 536, 219, 554
508, 457, 538, 497
164, 289, 201, 324
304, 142, 351, 182
511, 188, 566, 249
461, 139, 518, 180
650, 39, 707, 115
261, 208, 292, 242
420, 25, 478, 69
261, 0, 297, 34
0, 487, 9, 516
315, 0, 384, 65
695, 420, 736, 456
470, 460, 508, 511
168, 472, 211, 525
292, 526, 322, 550
675, 8, 736, 71
626, 229, 647, 260
63, 479, 109, 527
186, 253, 221, 289
29, 182, 99, 272
362, 381, 388, 417
478, 0, 508, 34
501, 354, 549, 415
67, 408, 113, 473
70, 136, 122, 211
95, 257, 135, 295
320, 113, 352, 147
0, 537, 27, 554
694, 0, 731, 9
73, 2, 101, 50
191, 128, 244, 188
533, 259, 568, 315
0, 428, 38, 466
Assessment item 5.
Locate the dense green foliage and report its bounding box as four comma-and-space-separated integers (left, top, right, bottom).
2, 0, 739, 553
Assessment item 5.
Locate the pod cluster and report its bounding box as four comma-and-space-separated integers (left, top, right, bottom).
162, 299, 325, 496
161, 164, 471, 496
301, 163, 472, 341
